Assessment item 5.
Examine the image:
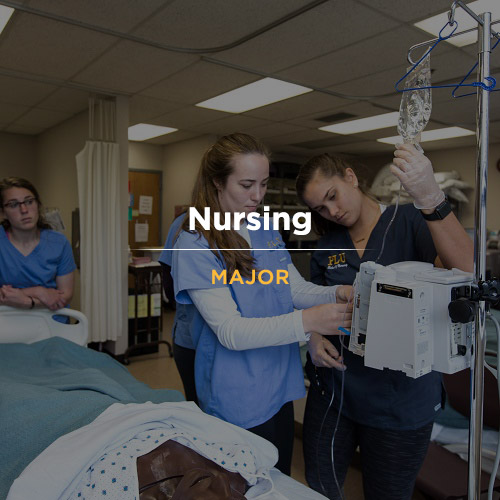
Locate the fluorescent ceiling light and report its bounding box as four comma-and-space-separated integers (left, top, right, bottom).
196, 77, 312, 113
415, 0, 500, 47
377, 127, 475, 144
0, 5, 14, 34
319, 112, 400, 135
128, 124, 178, 141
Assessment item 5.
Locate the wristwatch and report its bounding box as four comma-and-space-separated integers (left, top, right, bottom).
420, 197, 452, 221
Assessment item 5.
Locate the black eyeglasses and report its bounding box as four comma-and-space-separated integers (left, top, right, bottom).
3, 197, 37, 210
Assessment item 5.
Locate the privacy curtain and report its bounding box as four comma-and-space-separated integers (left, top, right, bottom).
76, 97, 122, 342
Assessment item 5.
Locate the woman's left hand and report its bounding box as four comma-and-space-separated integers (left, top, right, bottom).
0, 285, 31, 308
391, 143, 445, 210
308, 332, 346, 370
336, 285, 353, 304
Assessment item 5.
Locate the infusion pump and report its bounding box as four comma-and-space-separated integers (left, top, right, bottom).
349, 261, 474, 379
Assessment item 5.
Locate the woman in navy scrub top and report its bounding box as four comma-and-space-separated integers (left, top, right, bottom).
171, 133, 353, 475
295, 145, 473, 499
0, 177, 75, 311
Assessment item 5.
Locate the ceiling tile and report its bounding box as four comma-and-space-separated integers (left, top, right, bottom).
430, 98, 479, 128
286, 101, 387, 129
14, 108, 74, 128
150, 106, 229, 129
186, 115, 273, 135
417, 135, 477, 152
321, 140, 393, 155
129, 95, 184, 125
358, 0, 454, 23
0, 101, 31, 123
72, 41, 197, 94
140, 61, 260, 105
244, 91, 346, 121
0, 0, 495, 153
242, 122, 307, 139
330, 48, 476, 101
278, 25, 436, 89
214, 0, 398, 73
132, 0, 311, 49
287, 135, 363, 149
25, 0, 170, 33
0, 14, 116, 80
263, 128, 334, 147
0, 75, 57, 106
145, 130, 199, 145
37, 87, 90, 115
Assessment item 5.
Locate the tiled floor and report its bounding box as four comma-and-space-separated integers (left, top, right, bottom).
127, 310, 427, 499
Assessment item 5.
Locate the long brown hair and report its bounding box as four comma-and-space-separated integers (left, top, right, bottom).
0, 177, 52, 230
296, 153, 373, 236
182, 133, 270, 278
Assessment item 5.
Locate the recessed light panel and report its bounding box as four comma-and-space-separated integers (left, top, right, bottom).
196, 78, 312, 113
415, 1, 500, 47
0, 6, 14, 35
319, 112, 400, 135
128, 124, 178, 141
377, 127, 475, 144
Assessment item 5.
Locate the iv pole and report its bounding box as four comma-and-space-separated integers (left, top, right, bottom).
406, 2, 498, 498
471, 9, 490, 500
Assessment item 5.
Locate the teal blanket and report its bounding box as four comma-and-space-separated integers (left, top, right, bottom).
0, 337, 184, 499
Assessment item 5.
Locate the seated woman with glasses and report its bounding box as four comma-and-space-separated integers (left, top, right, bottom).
0, 177, 75, 311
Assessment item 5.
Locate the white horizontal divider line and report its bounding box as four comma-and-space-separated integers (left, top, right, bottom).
137, 248, 370, 251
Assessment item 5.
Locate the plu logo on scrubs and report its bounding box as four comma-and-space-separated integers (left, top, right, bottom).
267, 236, 285, 249
327, 252, 347, 270
189, 206, 311, 235
212, 269, 289, 285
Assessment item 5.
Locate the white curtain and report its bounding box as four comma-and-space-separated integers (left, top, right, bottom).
76, 97, 123, 342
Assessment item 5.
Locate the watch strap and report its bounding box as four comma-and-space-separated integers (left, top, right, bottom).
420, 198, 452, 221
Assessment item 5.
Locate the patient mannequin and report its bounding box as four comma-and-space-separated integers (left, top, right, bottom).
0, 177, 75, 310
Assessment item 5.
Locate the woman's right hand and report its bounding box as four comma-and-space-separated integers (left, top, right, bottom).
35, 287, 67, 310
308, 332, 346, 370
302, 301, 352, 336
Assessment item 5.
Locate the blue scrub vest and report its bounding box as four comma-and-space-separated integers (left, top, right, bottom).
172, 227, 305, 429
159, 215, 196, 350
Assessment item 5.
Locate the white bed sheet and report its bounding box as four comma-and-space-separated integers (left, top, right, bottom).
8, 401, 327, 500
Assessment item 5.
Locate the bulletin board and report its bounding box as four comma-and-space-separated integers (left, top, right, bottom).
128, 170, 162, 250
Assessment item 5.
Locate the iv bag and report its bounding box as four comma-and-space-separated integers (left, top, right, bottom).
397, 54, 432, 152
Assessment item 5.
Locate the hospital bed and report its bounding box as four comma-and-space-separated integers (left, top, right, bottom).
0, 305, 326, 500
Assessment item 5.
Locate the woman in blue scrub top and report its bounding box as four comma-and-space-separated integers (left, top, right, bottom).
295, 145, 473, 499
159, 212, 198, 405
0, 177, 75, 311
171, 133, 353, 475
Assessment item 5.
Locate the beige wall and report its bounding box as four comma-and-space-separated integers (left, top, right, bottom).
161, 134, 216, 239
360, 143, 500, 230
0, 132, 38, 182
36, 111, 88, 240
129, 142, 163, 172
35, 110, 89, 312
426, 143, 500, 230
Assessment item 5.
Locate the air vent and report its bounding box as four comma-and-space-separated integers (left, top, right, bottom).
315, 112, 357, 123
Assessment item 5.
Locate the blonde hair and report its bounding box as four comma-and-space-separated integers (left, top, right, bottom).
183, 133, 270, 278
